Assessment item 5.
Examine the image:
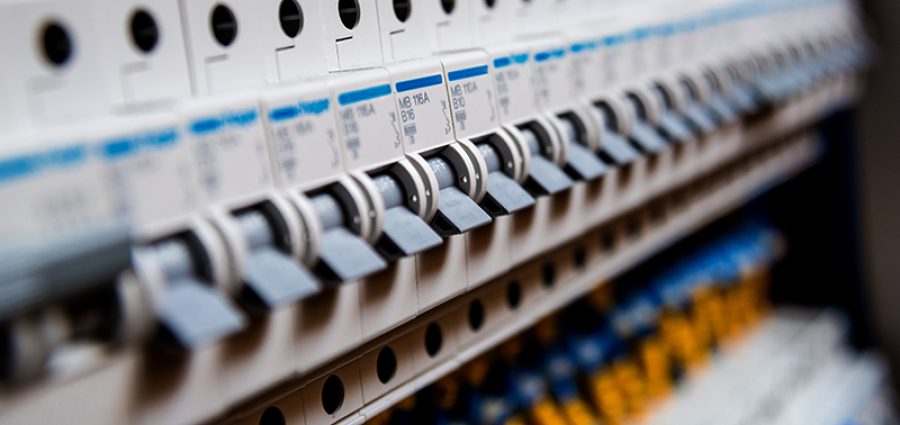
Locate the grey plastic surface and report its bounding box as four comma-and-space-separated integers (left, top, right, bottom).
380, 206, 443, 258
526, 155, 576, 195
316, 227, 387, 283
684, 100, 718, 134
477, 143, 535, 216
236, 210, 320, 307
659, 109, 696, 143
566, 142, 609, 180
730, 83, 759, 114
709, 93, 740, 124
559, 118, 608, 180
599, 129, 641, 165
158, 278, 245, 348
372, 174, 406, 210
310, 193, 345, 231
629, 121, 668, 153
483, 171, 536, 216
520, 128, 574, 195
243, 247, 320, 308
372, 173, 442, 258
432, 186, 492, 236
0, 223, 132, 321
426, 156, 492, 235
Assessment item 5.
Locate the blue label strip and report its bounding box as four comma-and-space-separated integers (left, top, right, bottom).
493, 57, 512, 69
396, 74, 443, 93
447, 65, 489, 82
99, 129, 179, 160
269, 98, 331, 121
338, 84, 392, 106
535, 49, 566, 63
190, 108, 259, 136
0, 145, 87, 183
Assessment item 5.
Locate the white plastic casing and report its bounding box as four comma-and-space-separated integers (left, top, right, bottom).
261, 0, 329, 82
179, 94, 275, 209
441, 51, 500, 140
0, 129, 118, 242
91, 113, 202, 238
385, 58, 456, 155
328, 69, 404, 173
421, 0, 474, 52
261, 81, 345, 191
469, 0, 517, 46
0, 0, 108, 133
373, 0, 437, 63
92, 0, 192, 110
178, 0, 267, 95
486, 43, 541, 126
318, 0, 383, 70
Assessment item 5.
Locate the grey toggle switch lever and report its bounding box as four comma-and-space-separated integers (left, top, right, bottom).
427, 156, 492, 236
234, 209, 320, 309
653, 88, 696, 144
372, 173, 442, 260
476, 142, 535, 216
518, 127, 575, 196
624, 95, 668, 154
310, 192, 387, 284
593, 102, 641, 166
557, 116, 609, 181
148, 239, 245, 348
679, 82, 719, 136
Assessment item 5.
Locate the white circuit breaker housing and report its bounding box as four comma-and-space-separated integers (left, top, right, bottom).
373, 0, 437, 63
178, 0, 268, 95
0, 0, 109, 132
92, 0, 192, 110
261, 0, 329, 82
319, 0, 383, 70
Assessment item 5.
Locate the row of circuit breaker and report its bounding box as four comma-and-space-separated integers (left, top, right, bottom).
0, 0, 868, 383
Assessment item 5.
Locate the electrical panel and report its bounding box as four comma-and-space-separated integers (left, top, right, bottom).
0, 0, 877, 423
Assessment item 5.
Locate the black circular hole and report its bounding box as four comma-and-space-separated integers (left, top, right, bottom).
440, 0, 455, 15
39, 21, 73, 67
210, 4, 238, 47
600, 230, 616, 252
392, 0, 411, 22
129, 9, 159, 54
321, 374, 345, 415
376, 346, 397, 384
424, 322, 443, 357
506, 281, 522, 310
278, 0, 304, 38
338, 0, 360, 30
468, 299, 485, 331
573, 246, 587, 270
626, 218, 641, 238
542, 263, 556, 288
259, 406, 286, 425
484, 0, 496, 8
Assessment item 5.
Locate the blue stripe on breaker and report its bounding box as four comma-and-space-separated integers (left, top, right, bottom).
396, 74, 443, 93
269, 105, 300, 122
447, 65, 489, 82
493, 57, 512, 69
0, 145, 87, 183
338, 84, 392, 106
